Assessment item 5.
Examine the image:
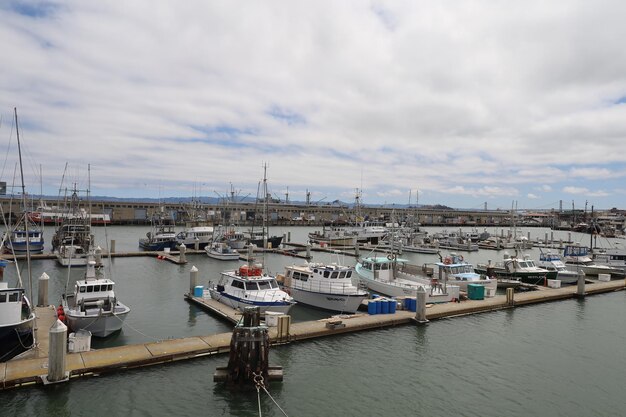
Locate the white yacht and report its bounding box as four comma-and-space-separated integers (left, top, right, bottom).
60, 260, 130, 337
208, 264, 296, 314
278, 262, 367, 313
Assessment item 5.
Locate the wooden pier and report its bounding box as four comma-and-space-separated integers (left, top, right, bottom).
2, 279, 624, 390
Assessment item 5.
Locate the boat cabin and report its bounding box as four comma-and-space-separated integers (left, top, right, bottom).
0, 284, 29, 323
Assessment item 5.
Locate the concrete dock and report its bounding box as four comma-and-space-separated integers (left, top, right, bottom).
2, 278, 624, 390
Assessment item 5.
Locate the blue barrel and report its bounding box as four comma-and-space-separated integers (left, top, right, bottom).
381, 299, 390, 314
409, 298, 417, 312
367, 301, 377, 315
371, 293, 380, 299
389, 300, 397, 314
404, 298, 411, 310
375, 300, 382, 314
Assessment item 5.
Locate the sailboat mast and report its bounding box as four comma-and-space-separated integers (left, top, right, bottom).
262, 163, 268, 249
14, 108, 34, 300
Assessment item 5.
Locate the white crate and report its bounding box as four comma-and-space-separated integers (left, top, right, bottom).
547, 279, 561, 288
598, 273, 611, 282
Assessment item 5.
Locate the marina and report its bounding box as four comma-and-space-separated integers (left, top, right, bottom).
1, 276, 623, 390
1, 224, 626, 416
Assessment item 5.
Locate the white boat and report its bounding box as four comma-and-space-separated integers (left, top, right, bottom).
278, 262, 367, 313
420, 253, 497, 297
592, 247, 626, 275
208, 264, 296, 314
537, 250, 584, 284
176, 225, 214, 249
355, 255, 460, 303
206, 242, 240, 261
308, 225, 358, 247
0, 260, 35, 361
563, 244, 623, 277
60, 260, 130, 337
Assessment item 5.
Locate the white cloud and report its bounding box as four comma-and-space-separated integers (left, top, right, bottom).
527, 193, 539, 199
2, 1, 626, 207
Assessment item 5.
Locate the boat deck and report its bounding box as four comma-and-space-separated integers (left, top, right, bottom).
2, 279, 624, 390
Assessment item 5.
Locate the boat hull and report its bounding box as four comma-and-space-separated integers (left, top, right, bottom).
3, 241, 44, 255
208, 289, 295, 314
206, 251, 240, 261
138, 240, 179, 251
249, 235, 283, 249
474, 266, 558, 285
287, 287, 366, 313
355, 265, 460, 303
65, 305, 130, 338
0, 318, 34, 362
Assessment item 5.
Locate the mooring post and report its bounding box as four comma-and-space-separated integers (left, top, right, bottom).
45, 319, 69, 384
415, 286, 429, 324
506, 287, 515, 306
282, 233, 286, 248
110, 239, 116, 254
576, 272, 586, 298
306, 244, 311, 259
354, 243, 360, 257
37, 272, 49, 307
178, 243, 187, 263
95, 246, 102, 266
189, 265, 198, 295
194, 237, 200, 251
214, 306, 283, 385
287, 231, 291, 242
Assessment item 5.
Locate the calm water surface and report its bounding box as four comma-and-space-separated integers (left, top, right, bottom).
1, 226, 624, 416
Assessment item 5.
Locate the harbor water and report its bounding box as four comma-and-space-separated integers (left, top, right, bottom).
1, 226, 625, 416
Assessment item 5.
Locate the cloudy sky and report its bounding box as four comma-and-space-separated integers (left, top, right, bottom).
1, 1, 626, 210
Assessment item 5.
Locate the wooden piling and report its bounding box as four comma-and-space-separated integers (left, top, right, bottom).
214, 307, 283, 386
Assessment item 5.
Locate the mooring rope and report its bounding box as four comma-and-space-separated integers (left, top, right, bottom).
253, 372, 289, 417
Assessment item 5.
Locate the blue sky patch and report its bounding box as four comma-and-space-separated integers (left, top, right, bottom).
8, 1, 58, 18
268, 106, 306, 126
615, 96, 626, 105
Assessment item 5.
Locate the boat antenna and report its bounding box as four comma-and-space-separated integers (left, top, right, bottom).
14, 108, 34, 301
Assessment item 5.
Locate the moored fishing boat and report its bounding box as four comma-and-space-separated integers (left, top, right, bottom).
474, 251, 557, 285
419, 253, 497, 297
60, 259, 130, 337
278, 262, 367, 313
0, 259, 35, 362
355, 255, 460, 303
562, 244, 623, 277
208, 263, 295, 314
139, 210, 178, 251
176, 225, 214, 249
206, 241, 240, 261
537, 250, 583, 284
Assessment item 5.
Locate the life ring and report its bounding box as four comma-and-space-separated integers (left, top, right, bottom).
444, 257, 452, 265
458, 255, 464, 262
